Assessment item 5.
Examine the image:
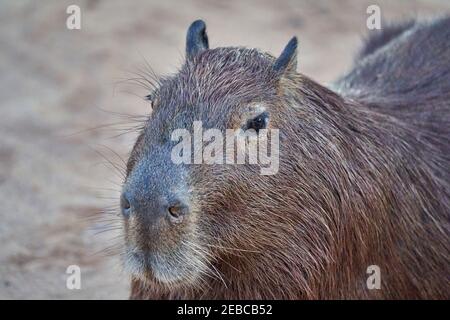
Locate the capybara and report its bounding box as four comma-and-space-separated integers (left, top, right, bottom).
120, 18, 450, 299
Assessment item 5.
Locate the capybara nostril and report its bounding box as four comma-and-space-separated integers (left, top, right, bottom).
120, 192, 131, 217
167, 202, 189, 223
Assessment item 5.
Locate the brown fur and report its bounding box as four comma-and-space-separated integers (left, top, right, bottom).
124, 19, 450, 299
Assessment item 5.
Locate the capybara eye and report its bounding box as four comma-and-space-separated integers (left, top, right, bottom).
120, 193, 131, 217
245, 111, 269, 133
168, 205, 181, 218
145, 93, 159, 110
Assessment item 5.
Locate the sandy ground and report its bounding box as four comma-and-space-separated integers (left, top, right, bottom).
1, 0, 449, 299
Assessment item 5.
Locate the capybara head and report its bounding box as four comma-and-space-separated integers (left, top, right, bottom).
120, 20, 317, 289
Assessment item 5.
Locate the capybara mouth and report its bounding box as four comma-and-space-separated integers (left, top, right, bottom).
123, 249, 184, 284
123, 244, 206, 286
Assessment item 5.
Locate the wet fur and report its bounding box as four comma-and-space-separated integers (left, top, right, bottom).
127, 18, 450, 299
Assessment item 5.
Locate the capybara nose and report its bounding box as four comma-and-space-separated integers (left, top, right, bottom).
167, 201, 189, 224
121, 191, 189, 224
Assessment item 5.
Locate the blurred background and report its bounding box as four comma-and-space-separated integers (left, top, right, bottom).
1, 0, 449, 299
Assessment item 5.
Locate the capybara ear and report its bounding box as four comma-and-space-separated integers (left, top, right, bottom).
273, 36, 298, 74
186, 20, 209, 59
